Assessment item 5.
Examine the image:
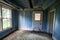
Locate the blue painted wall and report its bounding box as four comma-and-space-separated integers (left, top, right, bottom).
53, 4, 60, 40
42, 10, 48, 32
19, 11, 32, 30
19, 10, 48, 31
0, 9, 18, 39
25, 11, 32, 29
12, 9, 18, 28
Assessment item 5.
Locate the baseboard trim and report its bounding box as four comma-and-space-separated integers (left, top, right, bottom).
19, 29, 52, 37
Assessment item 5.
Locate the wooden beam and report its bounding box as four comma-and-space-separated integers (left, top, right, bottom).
29, 0, 33, 8
0, 0, 19, 10
19, 8, 43, 11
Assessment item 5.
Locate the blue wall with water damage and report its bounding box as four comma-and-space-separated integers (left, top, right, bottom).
42, 10, 48, 32
19, 11, 32, 30
53, 4, 60, 40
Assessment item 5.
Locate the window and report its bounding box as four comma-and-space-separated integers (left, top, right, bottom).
2, 7, 12, 30
35, 13, 41, 21
0, 6, 12, 31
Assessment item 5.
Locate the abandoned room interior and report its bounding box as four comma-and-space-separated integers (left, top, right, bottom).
0, 0, 60, 40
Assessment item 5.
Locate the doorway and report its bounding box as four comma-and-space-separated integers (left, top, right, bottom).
32, 11, 43, 31
47, 9, 56, 33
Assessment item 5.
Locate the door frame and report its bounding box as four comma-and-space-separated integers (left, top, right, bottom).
47, 9, 56, 33
32, 11, 43, 31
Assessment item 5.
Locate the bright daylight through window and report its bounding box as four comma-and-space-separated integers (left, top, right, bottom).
0, 6, 12, 31
35, 13, 41, 21
2, 7, 12, 30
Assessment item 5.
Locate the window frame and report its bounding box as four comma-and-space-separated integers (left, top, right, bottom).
2, 7, 12, 30
35, 13, 41, 21
0, 5, 3, 31
0, 5, 12, 31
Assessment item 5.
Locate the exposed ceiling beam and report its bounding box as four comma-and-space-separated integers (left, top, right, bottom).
29, 0, 33, 8
3, 0, 20, 8
4, 0, 25, 9
19, 8, 43, 11
0, 0, 19, 9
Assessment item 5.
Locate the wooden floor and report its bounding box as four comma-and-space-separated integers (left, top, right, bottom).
3, 30, 52, 40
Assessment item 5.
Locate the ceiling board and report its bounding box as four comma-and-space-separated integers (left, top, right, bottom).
4, 0, 49, 9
